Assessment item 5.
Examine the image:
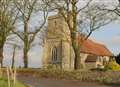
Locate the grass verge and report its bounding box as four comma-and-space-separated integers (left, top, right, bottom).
0, 77, 26, 87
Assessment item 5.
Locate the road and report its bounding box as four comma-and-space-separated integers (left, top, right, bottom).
17, 75, 120, 87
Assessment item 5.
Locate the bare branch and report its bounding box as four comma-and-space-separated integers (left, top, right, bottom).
77, 0, 93, 13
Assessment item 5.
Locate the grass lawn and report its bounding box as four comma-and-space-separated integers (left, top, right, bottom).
0, 77, 26, 87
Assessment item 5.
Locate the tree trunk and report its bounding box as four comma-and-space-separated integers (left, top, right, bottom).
71, 1, 81, 70
71, 36, 81, 70
0, 47, 4, 67
23, 49, 28, 68
74, 48, 81, 69
12, 46, 16, 68
23, 20, 29, 68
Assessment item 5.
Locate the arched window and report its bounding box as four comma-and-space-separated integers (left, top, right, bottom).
52, 47, 58, 63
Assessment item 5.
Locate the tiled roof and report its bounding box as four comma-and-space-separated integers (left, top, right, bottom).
78, 36, 113, 56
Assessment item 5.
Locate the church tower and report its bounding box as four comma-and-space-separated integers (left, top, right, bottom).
43, 13, 74, 70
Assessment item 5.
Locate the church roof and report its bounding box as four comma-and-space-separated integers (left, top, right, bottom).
78, 36, 113, 56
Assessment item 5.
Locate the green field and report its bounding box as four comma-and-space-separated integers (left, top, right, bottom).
0, 77, 26, 87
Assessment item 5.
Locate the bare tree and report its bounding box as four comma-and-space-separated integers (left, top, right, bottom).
10, 43, 21, 68
97, 0, 120, 16
0, 0, 18, 67
43, 0, 117, 69
77, 4, 117, 68
6, 34, 22, 68
13, 0, 48, 68
12, 45, 17, 69
78, 4, 117, 40
113, 1, 120, 16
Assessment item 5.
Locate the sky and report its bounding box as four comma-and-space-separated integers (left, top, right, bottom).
90, 21, 120, 55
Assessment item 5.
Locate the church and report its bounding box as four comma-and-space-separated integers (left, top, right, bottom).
42, 13, 113, 70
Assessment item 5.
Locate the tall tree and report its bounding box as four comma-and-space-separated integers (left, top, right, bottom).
0, 0, 18, 67
43, 0, 117, 69
13, 0, 48, 68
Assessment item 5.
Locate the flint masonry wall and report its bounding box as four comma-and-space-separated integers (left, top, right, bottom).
43, 14, 74, 70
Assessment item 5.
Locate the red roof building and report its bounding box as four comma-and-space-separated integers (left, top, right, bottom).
79, 38, 113, 56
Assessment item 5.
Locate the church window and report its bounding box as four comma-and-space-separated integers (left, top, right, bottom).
52, 47, 58, 63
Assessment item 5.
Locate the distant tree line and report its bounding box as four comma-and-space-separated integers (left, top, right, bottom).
115, 53, 120, 65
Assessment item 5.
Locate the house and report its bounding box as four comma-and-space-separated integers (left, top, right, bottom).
42, 13, 113, 70
78, 37, 113, 69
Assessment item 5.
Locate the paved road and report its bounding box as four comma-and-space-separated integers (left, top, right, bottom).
17, 75, 120, 87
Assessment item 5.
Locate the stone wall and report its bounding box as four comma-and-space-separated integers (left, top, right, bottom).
42, 39, 62, 67
61, 41, 74, 70
43, 13, 73, 70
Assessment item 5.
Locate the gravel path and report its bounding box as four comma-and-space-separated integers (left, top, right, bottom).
17, 75, 120, 87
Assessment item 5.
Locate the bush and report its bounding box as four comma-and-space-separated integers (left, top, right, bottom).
16, 68, 120, 84
43, 64, 62, 70
105, 61, 120, 71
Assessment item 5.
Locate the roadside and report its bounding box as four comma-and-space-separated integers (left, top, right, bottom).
17, 75, 120, 87
2, 68, 120, 87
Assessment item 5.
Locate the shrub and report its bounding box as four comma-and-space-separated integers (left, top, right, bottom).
42, 64, 62, 71
16, 68, 120, 84
105, 61, 120, 71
